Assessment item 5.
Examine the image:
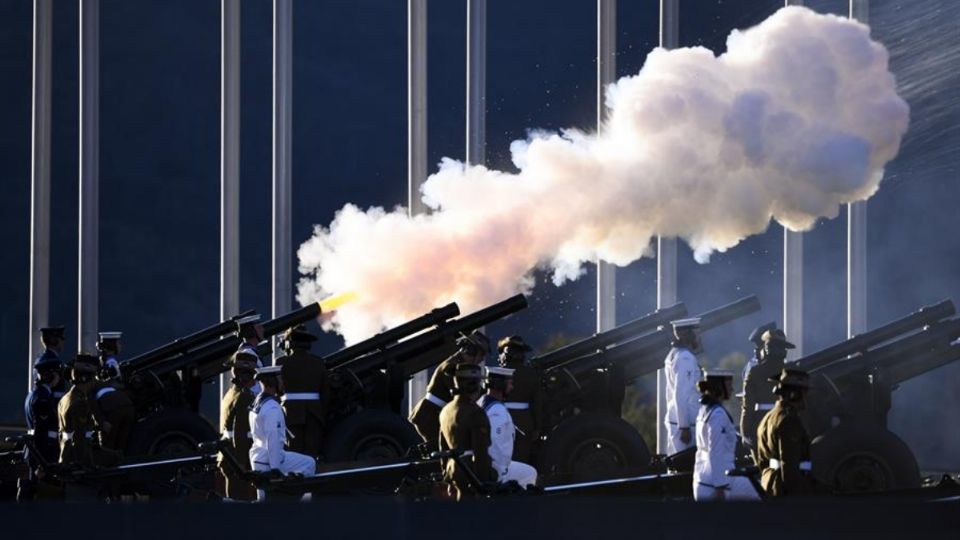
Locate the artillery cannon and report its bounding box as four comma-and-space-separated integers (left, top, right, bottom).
774, 300, 960, 493
116, 301, 328, 457
535, 295, 761, 483
319, 295, 529, 464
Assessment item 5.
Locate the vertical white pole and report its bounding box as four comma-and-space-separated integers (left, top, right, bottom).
847, 0, 868, 338
407, 0, 429, 413
78, 0, 99, 355
29, 0, 53, 391
466, 0, 486, 167
655, 0, 679, 456
272, 0, 293, 364
221, 0, 241, 400
783, 3, 804, 359
596, 0, 617, 334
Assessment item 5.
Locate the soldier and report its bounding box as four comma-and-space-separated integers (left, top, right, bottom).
755, 367, 814, 497
219, 351, 258, 501
91, 332, 135, 454
496, 335, 543, 463
57, 354, 108, 467
249, 366, 316, 501
96, 331, 123, 380
478, 366, 538, 488
739, 322, 776, 399
276, 325, 328, 458
693, 371, 760, 501
410, 331, 490, 447
438, 363, 496, 500
663, 318, 703, 455
36, 326, 68, 399
237, 314, 265, 368
18, 347, 66, 500
740, 329, 793, 453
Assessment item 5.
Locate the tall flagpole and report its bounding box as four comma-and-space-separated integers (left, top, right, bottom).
847, 0, 869, 338
596, 0, 617, 334
272, 0, 293, 363
220, 0, 241, 401
78, 0, 100, 354
29, 0, 53, 391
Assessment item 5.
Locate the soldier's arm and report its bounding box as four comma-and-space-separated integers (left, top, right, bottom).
471, 410, 495, 483
34, 389, 55, 423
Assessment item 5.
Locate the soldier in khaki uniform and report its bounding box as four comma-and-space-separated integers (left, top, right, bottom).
496, 336, 543, 463
439, 363, 496, 500
754, 367, 814, 497
58, 354, 110, 467
740, 329, 792, 453
410, 331, 490, 446
276, 325, 328, 458
219, 351, 258, 501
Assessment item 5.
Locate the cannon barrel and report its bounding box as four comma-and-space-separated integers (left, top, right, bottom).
811, 317, 960, 386
334, 294, 528, 378
556, 295, 761, 381
120, 309, 257, 375
149, 301, 326, 379
532, 303, 688, 371
322, 303, 460, 367
795, 300, 955, 373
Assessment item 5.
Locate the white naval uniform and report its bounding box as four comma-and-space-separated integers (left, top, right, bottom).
694, 401, 759, 501
479, 395, 537, 487
249, 394, 316, 501
664, 346, 701, 455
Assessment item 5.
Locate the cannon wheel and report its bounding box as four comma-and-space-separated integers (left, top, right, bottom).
323, 409, 421, 463
127, 409, 217, 457
811, 425, 921, 493
538, 413, 651, 483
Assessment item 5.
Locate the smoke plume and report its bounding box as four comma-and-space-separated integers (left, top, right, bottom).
297, 6, 909, 343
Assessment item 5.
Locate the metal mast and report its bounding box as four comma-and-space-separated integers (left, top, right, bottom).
596, 0, 617, 333
783, 2, 804, 359
847, 0, 869, 338
655, 0, 679, 457
29, 0, 53, 390
221, 0, 241, 399
466, 0, 486, 167
407, 0, 429, 412
273, 0, 293, 362
78, 0, 99, 354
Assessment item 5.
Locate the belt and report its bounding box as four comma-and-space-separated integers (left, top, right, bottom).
425, 392, 448, 408
754, 403, 774, 412
96, 387, 117, 399
504, 402, 530, 410
27, 429, 58, 439
281, 392, 321, 401
222, 431, 252, 440
60, 431, 94, 442
769, 459, 812, 471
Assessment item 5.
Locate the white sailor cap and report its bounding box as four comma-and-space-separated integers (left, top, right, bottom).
253, 365, 282, 381
671, 318, 701, 330
485, 366, 515, 379
98, 331, 122, 341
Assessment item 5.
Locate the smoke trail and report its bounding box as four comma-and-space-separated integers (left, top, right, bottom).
298, 6, 908, 343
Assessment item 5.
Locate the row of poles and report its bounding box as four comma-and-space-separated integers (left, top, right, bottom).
27, 1, 870, 450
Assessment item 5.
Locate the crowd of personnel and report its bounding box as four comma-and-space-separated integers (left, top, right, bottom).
18, 311, 813, 502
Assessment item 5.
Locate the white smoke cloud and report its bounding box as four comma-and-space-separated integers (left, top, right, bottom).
297, 6, 909, 344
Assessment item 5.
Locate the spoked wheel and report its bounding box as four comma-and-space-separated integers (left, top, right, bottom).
538, 413, 651, 484
812, 425, 920, 493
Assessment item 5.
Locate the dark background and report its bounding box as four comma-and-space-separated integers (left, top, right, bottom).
0, 1, 957, 469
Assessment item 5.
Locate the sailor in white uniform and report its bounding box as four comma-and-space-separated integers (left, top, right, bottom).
478, 366, 537, 488
248, 365, 316, 501
694, 371, 760, 501
663, 317, 703, 455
